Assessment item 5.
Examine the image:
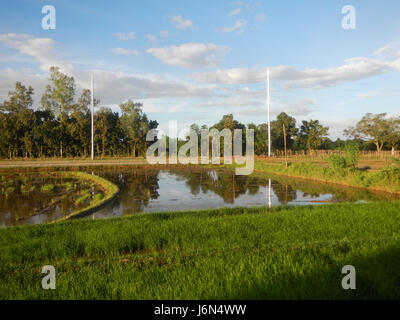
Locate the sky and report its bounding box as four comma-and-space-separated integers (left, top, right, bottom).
1, 0, 400, 139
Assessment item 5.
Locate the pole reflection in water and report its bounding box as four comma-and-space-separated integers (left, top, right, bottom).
268, 178, 272, 208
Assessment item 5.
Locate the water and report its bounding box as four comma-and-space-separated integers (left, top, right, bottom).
0, 172, 104, 227
90, 167, 400, 219
1, 167, 399, 227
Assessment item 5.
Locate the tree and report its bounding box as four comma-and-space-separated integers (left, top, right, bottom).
385, 117, 400, 155
344, 113, 390, 154
211, 114, 245, 156
41, 67, 76, 157
297, 119, 329, 151
0, 82, 35, 158
120, 100, 157, 157
271, 112, 298, 151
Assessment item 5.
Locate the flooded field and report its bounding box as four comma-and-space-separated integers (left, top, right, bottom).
91, 167, 400, 219
1, 166, 399, 227
0, 172, 105, 227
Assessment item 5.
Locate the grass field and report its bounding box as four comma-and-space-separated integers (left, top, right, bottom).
1, 202, 400, 299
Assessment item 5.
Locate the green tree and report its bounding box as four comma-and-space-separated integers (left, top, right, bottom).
41, 67, 76, 157
297, 119, 329, 151
120, 100, 157, 157
385, 117, 400, 155
0, 82, 35, 158
271, 112, 298, 151
344, 113, 390, 154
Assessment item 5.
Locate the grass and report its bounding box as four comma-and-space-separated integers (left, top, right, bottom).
219, 158, 400, 194
48, 172, 119, 222
41, 184, 55, 192
0, 202, 400, 299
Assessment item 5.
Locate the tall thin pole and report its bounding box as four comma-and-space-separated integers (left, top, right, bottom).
91, 73, 94, 160
283, 123, 288, 168
268, 178, 272, 208
267, 69, 271, 157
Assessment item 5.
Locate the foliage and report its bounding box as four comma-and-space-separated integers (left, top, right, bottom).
0, 69, 157, 158
295, 119, 329, 151
344, 113, 400, 154
327, 142, 359, 172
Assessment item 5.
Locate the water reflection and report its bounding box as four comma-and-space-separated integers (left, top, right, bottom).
91, 167, 400, 219
0, 173, 104, 227
1, 167, 399, 226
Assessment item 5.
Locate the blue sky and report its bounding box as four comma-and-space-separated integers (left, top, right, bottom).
1, 0, 400, 138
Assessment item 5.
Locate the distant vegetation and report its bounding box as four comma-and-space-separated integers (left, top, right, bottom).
0, 66, 399, 159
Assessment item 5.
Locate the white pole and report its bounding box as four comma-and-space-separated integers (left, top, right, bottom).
267, 69, 271, 157
91, 73, 94, 160
268, 178, 272, 208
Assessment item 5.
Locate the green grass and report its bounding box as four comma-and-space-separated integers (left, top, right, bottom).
47, 172, 119, 222
41, 184, 55, 192
231, 160, 400, 194
1, 202, 400, 299
74, 191, 91, 205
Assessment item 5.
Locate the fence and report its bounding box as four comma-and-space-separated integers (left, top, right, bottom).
271, 150, 400, 161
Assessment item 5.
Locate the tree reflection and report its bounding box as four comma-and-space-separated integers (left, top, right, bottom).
102, 169, 160, 214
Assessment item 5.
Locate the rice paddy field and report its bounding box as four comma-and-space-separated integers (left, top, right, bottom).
1, 202, 399, 299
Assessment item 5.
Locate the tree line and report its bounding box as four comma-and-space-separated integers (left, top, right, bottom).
0, 67, 157, 158
0, 66, 399, 159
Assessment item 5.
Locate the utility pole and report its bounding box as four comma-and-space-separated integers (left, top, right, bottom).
283, 123, 288, 168
91, 73, 94, 160
267, 69, 271, 157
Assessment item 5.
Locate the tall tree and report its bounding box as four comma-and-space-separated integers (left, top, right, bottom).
385, 117, 400, 155
120, 100, 157, 157
0, 82, 35, 158
41, 67, 76, 157
297, 119, 329, 151
344, 113, 390, 154
271, 112, 298, 151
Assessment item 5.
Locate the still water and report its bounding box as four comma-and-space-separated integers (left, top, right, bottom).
91, 167, 400, 219
1, 166, 399, 227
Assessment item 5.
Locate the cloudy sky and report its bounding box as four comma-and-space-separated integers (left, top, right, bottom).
1, 0, 400, 138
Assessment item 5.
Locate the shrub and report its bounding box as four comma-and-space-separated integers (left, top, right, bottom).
327, 155, 347, 171
327, 142, 359, 172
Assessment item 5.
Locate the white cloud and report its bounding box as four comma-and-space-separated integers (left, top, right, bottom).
0, 68, 46, 101
358, 90, 398, 100
374, 42, 400, 58
194, 94, 314, 118
0, 33, 220, 105
195, 98, 263, 109
146, 34, 157, 42
0, 33, 73, 74
112, 32, 136, 40
160, 30, 169, 37
147, 43, 230, 69
171, 15, 195, 30
359, 91, 378, 100
228, 8, 241, 16
320, 117, 359, 140
281, 99, 316, 116
217, 20, 247, 33
194, 52, 400, 88
111, 48, 139, 55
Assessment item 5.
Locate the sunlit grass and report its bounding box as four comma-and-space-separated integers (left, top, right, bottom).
1, 202, 399, 299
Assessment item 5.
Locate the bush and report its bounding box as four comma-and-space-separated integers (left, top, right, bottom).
327, 155, 347, 171
327, 142, 359, 172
